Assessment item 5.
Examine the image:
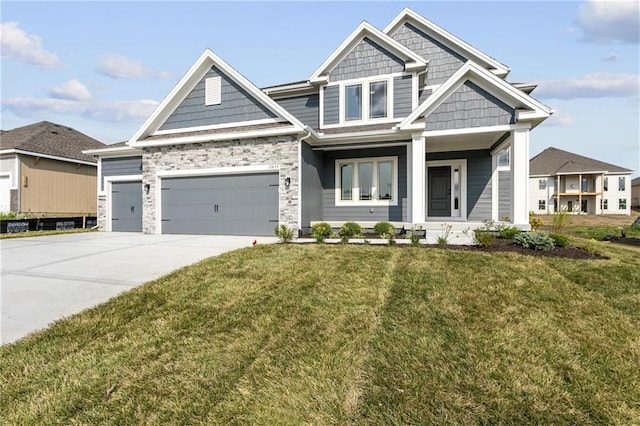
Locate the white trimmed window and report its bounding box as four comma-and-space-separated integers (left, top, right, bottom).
603, 199, 608, 210
205, 77, 222, 106
603, 177, 608, 191
339, 77, 392, 124
336, 157, 397, 206
539, 179, 546, 190
538, 200, 546, 210
496, 147, 510, 170
619, 198, 627, 209
618, 177, 626, 191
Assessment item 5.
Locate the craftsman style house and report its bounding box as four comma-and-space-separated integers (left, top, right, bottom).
85, 8, 552, 236
530, 147, 633, 215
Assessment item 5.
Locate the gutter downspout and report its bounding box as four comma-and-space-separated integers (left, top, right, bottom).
297, 126, 315, 237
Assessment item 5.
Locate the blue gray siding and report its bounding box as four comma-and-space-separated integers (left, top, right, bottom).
276, 94, 319, 129
101, 156, 142, 191
428, 150, 492, 221
425, 81, 515, 131
323, 85, 340, 126
321, 146, 407, 222
329, 38, 405, 81
393, 74, 413, 118
301, 142, 323, 233
159, 67, 277, 131
498, 171, 511, 220
390, 23, 466, 85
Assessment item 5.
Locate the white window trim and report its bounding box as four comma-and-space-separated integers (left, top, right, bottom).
332, 76, 395, 125
104, 175, 143, 232
335, 156, 398, 207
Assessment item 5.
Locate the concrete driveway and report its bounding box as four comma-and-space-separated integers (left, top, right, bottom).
1, 232, 277, 345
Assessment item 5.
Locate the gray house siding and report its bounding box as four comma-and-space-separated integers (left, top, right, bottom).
101, 156, 143, 191
329, 38, 405, 81
393, 74, 413, 118
323, 85, 340, 126
321, 146, 407, 222
390, 23, 466, 85
159, 67, 277, 131
498, 171, 511, 220
276, 94, 320, 129
301, 142, 323, 233
425, 81, 515, 131
428, 150, 492, 221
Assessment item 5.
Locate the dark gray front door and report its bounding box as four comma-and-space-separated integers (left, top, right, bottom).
428, 166, 451, 217
161, 173, 279, 236
112, 181, 142, 232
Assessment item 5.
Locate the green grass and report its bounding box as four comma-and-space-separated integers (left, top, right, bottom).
566, 225, 640, 240
0, 228, 95, 239
1, 243, 639, 424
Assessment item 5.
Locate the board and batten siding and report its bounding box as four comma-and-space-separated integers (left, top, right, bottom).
329, 38, 405, 81
19, 155, 97, 215
323, 85, 340, 126
389, 22, 466, 85
101, 156, 143, 191
425, 81, 515, 132
276, 94, 319, 129
393, 74, 413, 118
498, 171, 511, 220
428, 150, 492, 221
321, 146, 407, 222
159, 66, 277, 131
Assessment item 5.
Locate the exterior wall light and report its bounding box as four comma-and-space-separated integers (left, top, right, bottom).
144, 183, 150, 194
284, 177, 291, 188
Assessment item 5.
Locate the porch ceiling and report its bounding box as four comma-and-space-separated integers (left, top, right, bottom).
425, 130, 506, 153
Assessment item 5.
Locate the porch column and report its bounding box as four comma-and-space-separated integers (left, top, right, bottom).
511, 128, 530, 228
410, 133, 426, 222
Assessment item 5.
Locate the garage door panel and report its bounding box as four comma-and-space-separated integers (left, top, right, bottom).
112, 181, 142, 232
161, 173, 278, 236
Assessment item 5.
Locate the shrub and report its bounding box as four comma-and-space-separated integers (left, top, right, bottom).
274, 224, 295, 243
498, 226, 521, 239
551, 210, 570, 234
529, 212, 543, 231
311, 222, 332, 243
0, 211, 18, 220
474, 230, 494, 247
339, 222, 362, 238
550, 233, 569, 248
513, 232, 555, 251
373, 221, 396, 238
408, 233, 422, 247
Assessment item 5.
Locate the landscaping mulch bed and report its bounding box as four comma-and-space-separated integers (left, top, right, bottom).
455, 237, 607, 260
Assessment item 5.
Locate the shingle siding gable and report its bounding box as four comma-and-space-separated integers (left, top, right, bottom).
329, 38, 405, 81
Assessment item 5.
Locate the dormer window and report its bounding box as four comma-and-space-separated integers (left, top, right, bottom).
338, 77, 392, 124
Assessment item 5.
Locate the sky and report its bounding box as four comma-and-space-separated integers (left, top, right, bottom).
1, 1, 639, 177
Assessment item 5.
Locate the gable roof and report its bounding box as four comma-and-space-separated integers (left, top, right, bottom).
129, 49, 307, 146
398, 61, 552, 130
530, 147, 633, 176
0, 121, 104, 164
309, 21, 427, 84
632, 176, 640, 186
385, 8, 510, 77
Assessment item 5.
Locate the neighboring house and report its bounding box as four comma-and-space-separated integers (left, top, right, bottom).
530, 147, 633, 215
0, 121, 105, 215
632, 177, 640, 208
85, 8, 552, 236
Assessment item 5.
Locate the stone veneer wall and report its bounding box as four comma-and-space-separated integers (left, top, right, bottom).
141, 135, 299, 234
97, 195, 107, 230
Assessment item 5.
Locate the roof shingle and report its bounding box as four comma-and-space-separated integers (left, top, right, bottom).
530, 147, 632, 176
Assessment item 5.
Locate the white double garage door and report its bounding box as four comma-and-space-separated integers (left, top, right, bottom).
111, 172, 279, 236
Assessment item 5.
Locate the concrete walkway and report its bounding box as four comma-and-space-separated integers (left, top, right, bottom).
1, 232, 276, 345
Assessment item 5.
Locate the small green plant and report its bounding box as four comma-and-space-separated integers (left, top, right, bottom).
373, 221, 395, 238
274, 224, 295, 243
0, 211, 18, 220
585, 238, 603, 255
551, 209, 570, 234
474, 230, 494, 247
550, 233, 569, 248
363, 239, 371, 245
387, 238, 397, 246
436, 224, 452, 245
513, 232, 555, 251
339, 222, 362, 241
529, 212, 543, 231
498, 226, 521, 239
311, 222, 332, 243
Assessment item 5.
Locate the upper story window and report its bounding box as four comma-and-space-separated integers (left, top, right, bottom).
336, 156, 397, 206
344, 79, 389, 122
369, 81, 388, 118
604, 177, 608, 191
539, 179, 546, 190
496, 147, 510, 170
618, 177, 626, 191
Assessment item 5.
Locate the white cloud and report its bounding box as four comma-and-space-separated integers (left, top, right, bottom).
0, 22, 62, 69
535, 72, 639, 99
2, 97, 159, 123
49, 79, 91, 101
96, 54, 170, 79
544, 110, 574, 127
577, 0, 640, 43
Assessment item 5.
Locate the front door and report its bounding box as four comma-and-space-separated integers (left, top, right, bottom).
428, 166, 451, 217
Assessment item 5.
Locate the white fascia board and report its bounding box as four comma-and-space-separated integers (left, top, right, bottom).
83, 146, 142, 157
263, 81, 315, 97
133, 125, 303, 148
11, 149, 96, 166
423, 123, 528, 139
309, 129, 405, 145
400, 61, 552, 130
129, 49, 305, 147
384, 8, 510, 77
308, 21, 427, 83
157, 164, 279, 178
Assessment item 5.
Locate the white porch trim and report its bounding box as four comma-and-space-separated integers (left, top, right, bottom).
410, 133, 426, 222
511, 128, 530, 228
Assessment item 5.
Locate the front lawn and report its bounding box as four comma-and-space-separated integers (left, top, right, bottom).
1, 242, 638, 424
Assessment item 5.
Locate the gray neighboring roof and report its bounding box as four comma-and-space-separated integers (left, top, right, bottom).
632, 176, 640, 186
0, 121, 105, 163
530, 147, 633, 176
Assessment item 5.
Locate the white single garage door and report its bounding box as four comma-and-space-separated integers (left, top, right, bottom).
111, 181, 142, 232
160, 172, 279, 236
0, 175, 11, 212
